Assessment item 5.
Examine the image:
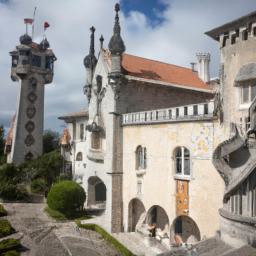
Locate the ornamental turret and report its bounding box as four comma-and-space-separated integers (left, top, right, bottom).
83, 26, 97, 103
8, 19, 56, 165
108, 3, 125, 80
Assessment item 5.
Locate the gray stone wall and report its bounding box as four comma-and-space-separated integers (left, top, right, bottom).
119, 80, 213, 113
11, 74, 45, 165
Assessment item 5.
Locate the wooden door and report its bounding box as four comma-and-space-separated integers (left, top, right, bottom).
176, 180, 189, 216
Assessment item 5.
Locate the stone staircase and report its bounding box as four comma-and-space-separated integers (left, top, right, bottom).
113, 232, 169, 256
158, 237, 256, 256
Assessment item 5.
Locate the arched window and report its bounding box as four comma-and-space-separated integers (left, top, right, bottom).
76, 152, 83, 161
91, 131, 101, 150
136, 146, 147, 169
175, 147, 190, 177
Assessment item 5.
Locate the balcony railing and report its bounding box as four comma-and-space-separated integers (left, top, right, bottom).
122, 101, 215, 125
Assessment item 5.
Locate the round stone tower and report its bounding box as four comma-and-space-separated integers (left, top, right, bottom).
9, 32, 56, 165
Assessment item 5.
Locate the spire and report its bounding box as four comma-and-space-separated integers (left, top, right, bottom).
108, 3, 125, 55
84, 26, 97, 69
100, 35, 104, 49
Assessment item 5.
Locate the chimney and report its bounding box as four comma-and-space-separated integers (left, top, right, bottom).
196, 53, 210, 83
190, 62, 196, 72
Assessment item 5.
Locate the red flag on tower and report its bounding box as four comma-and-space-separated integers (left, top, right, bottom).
44, 22, 50, 30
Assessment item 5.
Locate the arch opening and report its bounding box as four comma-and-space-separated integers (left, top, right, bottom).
128, 198, 146, 232
170, 215, 201, 244
87, 176, 106, 214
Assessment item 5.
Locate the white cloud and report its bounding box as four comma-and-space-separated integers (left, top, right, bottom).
1, 0, 256, 132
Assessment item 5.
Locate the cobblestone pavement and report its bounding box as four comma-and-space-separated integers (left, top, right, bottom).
2, 203, 121, 256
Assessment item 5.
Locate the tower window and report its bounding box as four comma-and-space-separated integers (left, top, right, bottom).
175, 147, 190, 177
31, 54, 41, 67
184, 107, 188, 116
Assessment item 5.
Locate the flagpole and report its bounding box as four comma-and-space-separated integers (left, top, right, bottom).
32, 7, 37, 40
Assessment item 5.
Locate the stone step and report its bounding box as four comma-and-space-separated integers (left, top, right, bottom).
220, 245, 256, 256
113, 232, 169, 256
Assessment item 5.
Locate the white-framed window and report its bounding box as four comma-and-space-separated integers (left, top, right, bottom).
240, 81, 256, 104
174, 147, 190, 178
136, 146, 147, 170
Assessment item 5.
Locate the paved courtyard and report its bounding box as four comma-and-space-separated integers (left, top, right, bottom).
2, 203, 121, 256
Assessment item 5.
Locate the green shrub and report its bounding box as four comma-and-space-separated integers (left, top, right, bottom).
47, 181, 86, 217
0, 184, 29, 201
23, 150, 62, 186
31, 178, 47, 194
0, 165, 24, 185
0, 205, 7, 217
0, 219, 15, 238
76, 222, 135, 256
0, 239, 20, 253
1, 250, 20, 256
44, 207, 66, 221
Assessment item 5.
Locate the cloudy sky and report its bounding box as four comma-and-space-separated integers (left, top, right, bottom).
1, 0, 256, 133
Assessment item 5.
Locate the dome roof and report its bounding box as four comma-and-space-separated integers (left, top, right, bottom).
19, 34, 32, 45
40, 38, 50, 50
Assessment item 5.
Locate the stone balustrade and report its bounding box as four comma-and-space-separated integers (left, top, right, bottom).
122, 101, 215, 125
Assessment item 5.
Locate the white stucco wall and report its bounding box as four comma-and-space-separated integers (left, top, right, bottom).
122, 120, 225, 239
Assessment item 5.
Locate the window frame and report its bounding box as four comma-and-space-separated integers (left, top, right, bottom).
136, 146, 147, 170
240, 81, 256, 107
174, 146, 191, 180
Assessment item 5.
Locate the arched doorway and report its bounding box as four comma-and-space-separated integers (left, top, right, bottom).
87, 176, 106, 212
170, 215, 200, 244
128, 198, 146, 232
146, 205, 169, 231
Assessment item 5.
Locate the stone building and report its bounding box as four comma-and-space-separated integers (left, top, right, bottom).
59, 111, 88, 183
206, 11, 256, 249
6, 30, 56, 165
62, 5, 256, 252
75, 3, 224, 242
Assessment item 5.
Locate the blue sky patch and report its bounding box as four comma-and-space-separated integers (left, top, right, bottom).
121, 0, 168, 27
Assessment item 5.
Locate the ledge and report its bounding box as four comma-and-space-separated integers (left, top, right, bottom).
87, 149, 104, 163
219, 208, 256, 225
136, 170, 146, 176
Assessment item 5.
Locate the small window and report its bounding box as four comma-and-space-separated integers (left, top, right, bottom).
222, 35, 228, 47
136, 146, 147, 170
175, 147, 190, 177
231, 34, 236, 44
91, 131, 101, 150
242, 30, 248, 41
11, 56, 18, 67
251, 82, 256, 101
184, 107, 188, 116
76, 152, 83, 161
31, 54, 41, 67
253, 27, 256, 36
80, 124, 84, 140
137, 180, 142, 195
168, 110, 172, 119
176, 108, 179, 117
193, 105, 198, 115
204, 104, 208, 115
241, 85, 249, 103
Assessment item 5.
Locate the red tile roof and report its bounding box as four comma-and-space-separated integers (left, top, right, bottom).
121, 53, 212, 92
